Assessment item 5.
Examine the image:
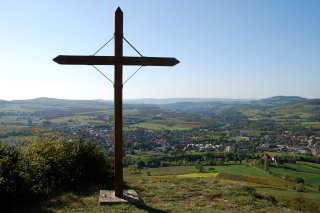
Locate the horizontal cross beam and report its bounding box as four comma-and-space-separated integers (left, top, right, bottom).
53, 55, 179, 66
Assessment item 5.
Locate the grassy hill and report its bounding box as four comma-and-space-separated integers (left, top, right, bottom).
11, 164, 319, 213
20, 175, 299, 213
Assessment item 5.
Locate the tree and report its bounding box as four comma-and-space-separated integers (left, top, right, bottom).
296, 184, 305, 192
294, 177, 305, 184
135, 160, 146, 169
264, 154, 270, 171
195, 164, 205, 173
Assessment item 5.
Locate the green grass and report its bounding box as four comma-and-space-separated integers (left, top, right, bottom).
124, 166, 198, 176
298, 161, 320, 169
177, 173, 219, 178
129, 118, 202, 130
300, 122, 320, 128
270, 165, 320, 186
130, 122, 194, 130
126, 165, 271, 178
50, 115, 105, 125
229, 136, 250, 142
206, 165, 271, 177
239, 129, 262, 136
285, 163, 320, 175
34, 176, 300, 213
0, 125, 30, 133
256, 185, 320, 200
9, 164, 320, 212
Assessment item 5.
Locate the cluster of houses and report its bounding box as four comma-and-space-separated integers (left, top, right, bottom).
183, 143, 223, 152
257, 134, 320, 156
40, 120, 320, 157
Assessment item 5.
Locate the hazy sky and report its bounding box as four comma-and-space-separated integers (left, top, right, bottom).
0, 0, 319, 100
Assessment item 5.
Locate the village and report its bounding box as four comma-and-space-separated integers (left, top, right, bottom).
40, 121, 320, 157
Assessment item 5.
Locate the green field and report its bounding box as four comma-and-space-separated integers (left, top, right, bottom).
124, 166, 199, 176
239, 129, 262, 136
285, 162, 320, 175
125, 165, 271, 177
298, 161, 320, 169
301, 122, 320, 128
206, 165, 271, 177
50, 115, 105, 125
131, 122, 197, 130
270, 164, 320, 187
229, 136, 250, 142
0, 125, 30, 133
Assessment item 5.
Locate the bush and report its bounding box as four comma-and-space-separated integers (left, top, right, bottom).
293, 177, 304, 184
128, 166, 142, 174
195, 164, 205, 173
0, 142, 26, 207
135, 160, 146, 169
208, 167, 216, 172
295, 184, 305, 192
20, 137, 111, 196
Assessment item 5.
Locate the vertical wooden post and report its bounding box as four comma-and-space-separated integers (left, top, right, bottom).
114, 7, 123, 197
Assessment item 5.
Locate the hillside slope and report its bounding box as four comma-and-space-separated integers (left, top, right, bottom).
13, 175, 305, 213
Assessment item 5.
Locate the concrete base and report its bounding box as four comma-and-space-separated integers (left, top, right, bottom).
98, 190, 141, 205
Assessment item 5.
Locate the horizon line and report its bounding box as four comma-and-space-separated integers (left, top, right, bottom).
0, 95, 316, 102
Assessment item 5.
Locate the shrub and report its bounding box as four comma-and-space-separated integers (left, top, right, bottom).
208, 167, 216, 172
136, 160, 146, 168
20, 137, 111, 196
0, 142, 26, 207
128, 166, 142, 174
195, 164, 205, 173
293, 177, 304, 184
295, 184, 305, 192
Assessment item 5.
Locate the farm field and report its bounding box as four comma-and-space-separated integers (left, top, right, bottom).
229, 136, 250, 142
206, 165, 271, 177
130, 122, 199, 130
300, 122, 320, 128
255, 185, 320, 201
270, 165, 320, 187
125, 165, 271, 177
0, 125, 30, 133
50, 115, 105, 125
285, 162, 320, 175
298, 161, 320, 169
124, 165, 199, 176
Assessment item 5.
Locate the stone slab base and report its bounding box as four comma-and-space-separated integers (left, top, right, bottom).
99, 190, 141, 205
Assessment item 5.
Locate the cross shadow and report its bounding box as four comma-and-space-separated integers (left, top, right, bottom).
103, 200, 168, 213
99, 192, 168, 213
126, 196, 169, 213
131, 202, 169, 213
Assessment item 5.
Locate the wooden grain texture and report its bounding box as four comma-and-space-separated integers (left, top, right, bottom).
114, 7, 124, 197
53, 55, 179, 66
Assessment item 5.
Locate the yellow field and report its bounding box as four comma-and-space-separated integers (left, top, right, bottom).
177, 173, 219, 178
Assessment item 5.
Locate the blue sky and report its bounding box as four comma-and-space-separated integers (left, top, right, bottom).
0, 0, 319, 100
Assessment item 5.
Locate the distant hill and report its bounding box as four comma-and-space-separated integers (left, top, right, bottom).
0, 100, 8, 105
124, 98, 253, 105
0, 96, 317, 111
253, 96, 308, 106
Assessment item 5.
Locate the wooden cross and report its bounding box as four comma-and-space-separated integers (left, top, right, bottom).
53, 7, 179, 197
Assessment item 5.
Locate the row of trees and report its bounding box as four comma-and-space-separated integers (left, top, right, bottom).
124, 151, 252, 168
